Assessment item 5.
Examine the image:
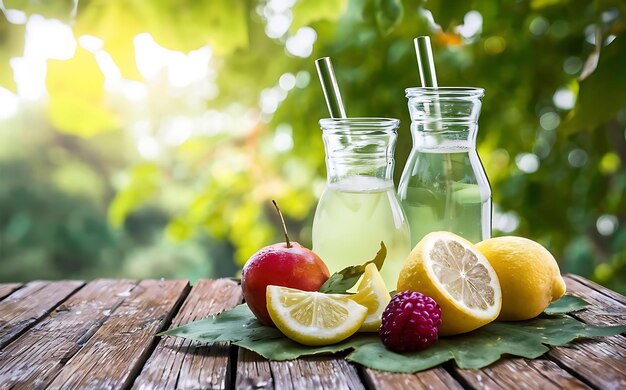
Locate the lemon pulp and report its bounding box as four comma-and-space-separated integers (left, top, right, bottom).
350, 263, 391, 332
266, 285, 367, 346
397, 231, 502, 335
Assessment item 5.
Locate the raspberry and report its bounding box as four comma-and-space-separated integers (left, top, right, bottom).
379, 290, 442, 352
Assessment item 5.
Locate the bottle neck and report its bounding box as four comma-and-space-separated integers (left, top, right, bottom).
411, 122, 478, 152
405, 87, 484, 153
323, 133, 396, 184
319, 118, 400, 186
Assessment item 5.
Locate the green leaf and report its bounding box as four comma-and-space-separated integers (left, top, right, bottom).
46, 47, 119, 136
161, 295, 626, 373
108, 163, 162, 227
543, 294, 589, 315
291, 0, 348, 32
347, 316, 626, 371
159, 304, 379, 360
375, 0, 404, 35
318, 241, 387, 294
563, 34, 626, 133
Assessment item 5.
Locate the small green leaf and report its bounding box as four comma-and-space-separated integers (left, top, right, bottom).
543, 295, 589, 315
375, 0, 404, 35
160, 295, 626, 373
318, 242, 387, 294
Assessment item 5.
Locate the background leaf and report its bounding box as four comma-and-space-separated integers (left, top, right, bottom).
375, 0, 404, 35
563, 36, 626, 133
46, 47, 119, 136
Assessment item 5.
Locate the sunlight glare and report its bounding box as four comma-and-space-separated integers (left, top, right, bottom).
0, 87, 19, 119
279, 73, 296, 91
25, 15, 76, 60
4, 9, 27, 24
456, 11, 482, 40
138, 136, 160, 159
134, 33, 212, 88
285, 27, 317, 58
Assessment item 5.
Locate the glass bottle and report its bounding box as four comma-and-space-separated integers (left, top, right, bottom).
398, 87, 491, 247
312, 118, 411, 289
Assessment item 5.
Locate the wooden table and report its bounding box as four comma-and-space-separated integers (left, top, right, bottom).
0, 274, 624, 389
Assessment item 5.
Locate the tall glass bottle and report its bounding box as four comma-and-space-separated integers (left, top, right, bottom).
312, 118, 411, 289
398, 87, 491, 247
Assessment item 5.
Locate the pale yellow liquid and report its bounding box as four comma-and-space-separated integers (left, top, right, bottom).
312, 176, 411, 290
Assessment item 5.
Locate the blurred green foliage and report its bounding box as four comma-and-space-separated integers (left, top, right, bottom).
0, 0, 624, 293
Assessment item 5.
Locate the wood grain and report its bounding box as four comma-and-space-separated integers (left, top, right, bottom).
567, 273, 626, 305
46, 279, 188, 389
0, 283, 22, 300
0, 280, 83, 349
0, 279, 137, 388
236, 349, 273, 389
454, 358, 589, 389
237, 349, 365, 390
132, 278, 243, 390
546, 275, 626, 390
269, 356, 365, 390
363, 367, 463, 390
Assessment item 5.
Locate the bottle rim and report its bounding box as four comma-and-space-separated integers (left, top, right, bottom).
405, 87, 485, 99
319, 117, 400, 132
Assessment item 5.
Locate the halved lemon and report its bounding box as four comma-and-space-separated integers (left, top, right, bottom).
266, 285, 367, 346
350, 263, 391, 332
397, 231, 502, 336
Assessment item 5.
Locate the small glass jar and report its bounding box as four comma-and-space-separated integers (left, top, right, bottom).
312, 118, 411, 289
398, 87, 492, 246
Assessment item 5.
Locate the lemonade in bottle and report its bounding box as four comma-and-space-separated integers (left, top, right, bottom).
398, 87, 491, 246
312, 118, 411, 289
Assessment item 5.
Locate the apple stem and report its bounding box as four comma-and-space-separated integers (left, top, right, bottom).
272, 200, 291, 248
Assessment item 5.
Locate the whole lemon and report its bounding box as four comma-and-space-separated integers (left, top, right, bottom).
475, 236, 566, 321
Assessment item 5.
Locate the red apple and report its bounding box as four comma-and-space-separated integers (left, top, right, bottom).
241, 201, 330, 326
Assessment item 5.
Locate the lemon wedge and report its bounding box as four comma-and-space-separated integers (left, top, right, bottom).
350, 263, 391, 332
397, 231, 502, 336
266, 285, 367, 346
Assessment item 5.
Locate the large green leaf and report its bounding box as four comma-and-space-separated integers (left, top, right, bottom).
73, 0, 248, 80
160, 296, 626, 373
291, 0, 348, 32
563, 34, 626, 133
46, 47, 119, 136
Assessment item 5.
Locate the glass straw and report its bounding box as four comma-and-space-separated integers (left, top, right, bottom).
315, 57, 347, 118
414, 36, 454, 222
414, 36, 438, 87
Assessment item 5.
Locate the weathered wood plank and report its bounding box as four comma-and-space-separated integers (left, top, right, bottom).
545, 275, 626, 390
0, 280, 83, 349
363, 367, 463, 390
454, 358, 589, 389
0, 279, 137, 388
270, 356, 365, 390
236, 336, 365, 389
236, 349, 273, 389
132, 279, 243, 390
46, 279, 189, 389
237, 349, 365, 390
0, 283, 22, 300
567, 273, 626, 305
